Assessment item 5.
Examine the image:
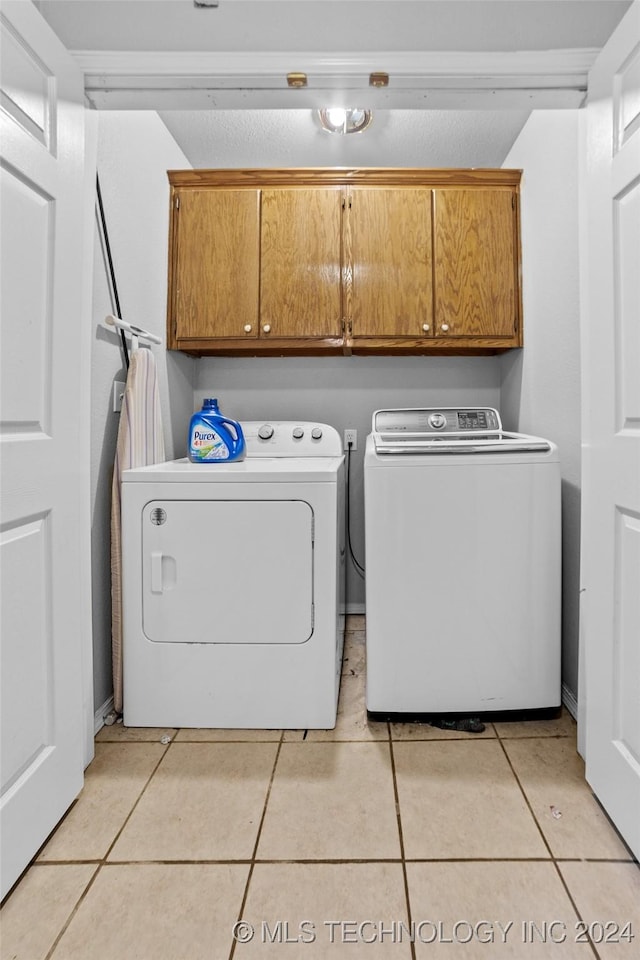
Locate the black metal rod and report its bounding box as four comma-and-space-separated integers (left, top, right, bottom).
96, 173, 129, 370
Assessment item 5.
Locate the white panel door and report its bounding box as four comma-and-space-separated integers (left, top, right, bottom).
581, 0, 640, 859
142, 500, 314, 644
0, 3, 90, 896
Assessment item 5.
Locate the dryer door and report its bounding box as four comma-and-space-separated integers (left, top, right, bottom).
141, 499, 313, 643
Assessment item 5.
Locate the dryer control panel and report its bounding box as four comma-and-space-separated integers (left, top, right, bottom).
242, 421, 343, 457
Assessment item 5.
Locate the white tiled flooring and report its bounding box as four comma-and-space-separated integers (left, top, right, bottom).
2, 617, 639, 959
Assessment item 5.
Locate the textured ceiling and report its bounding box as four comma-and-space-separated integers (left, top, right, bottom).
37, 1, 632, 53
159, 108, 532, 169
36, 0, 632, 168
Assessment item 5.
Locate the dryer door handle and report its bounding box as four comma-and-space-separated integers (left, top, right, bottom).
151, 551, 163, 593
150, 551, 177, 593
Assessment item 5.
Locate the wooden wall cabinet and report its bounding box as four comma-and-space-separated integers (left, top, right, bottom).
167, 169, 522, 356
260, 188, 343, 341
171, 188, 260, 341
346, 187, 434, 342
433, 188, 518, 341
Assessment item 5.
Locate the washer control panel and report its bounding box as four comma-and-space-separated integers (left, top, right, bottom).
373, 407, 502, 436
241, 421, 341, 457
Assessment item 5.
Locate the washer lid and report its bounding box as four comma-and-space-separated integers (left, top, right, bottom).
371, 407, 552, 455
122, 457, 343, 483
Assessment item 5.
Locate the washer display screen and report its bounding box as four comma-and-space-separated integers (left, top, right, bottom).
458, 411, 488, 429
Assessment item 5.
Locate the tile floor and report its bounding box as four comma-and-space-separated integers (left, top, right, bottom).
2, 617, 639, 959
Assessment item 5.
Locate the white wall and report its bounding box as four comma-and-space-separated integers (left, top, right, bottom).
197, 357, 502, 608
500, 110, 582, 701
89, 107, 581, 712
91, 112, 194, 714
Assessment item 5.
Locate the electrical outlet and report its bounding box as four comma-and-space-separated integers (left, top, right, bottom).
113, 380, 126, 413
344, 428, 358, 451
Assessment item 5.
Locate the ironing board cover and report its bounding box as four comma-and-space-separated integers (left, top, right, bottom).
111, 348, 165, 714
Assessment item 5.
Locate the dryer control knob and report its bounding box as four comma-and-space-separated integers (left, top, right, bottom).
311, 427, 323, 440
258, 424, 274, 440
428, 413, 447, 430
292, 427, 304, 439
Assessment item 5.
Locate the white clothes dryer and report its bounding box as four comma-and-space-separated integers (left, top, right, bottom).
364, 407, 561, 721
121, 422, 345, 728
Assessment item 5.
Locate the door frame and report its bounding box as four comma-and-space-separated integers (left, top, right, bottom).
80, 110, 98, 765
577, 0, 640, 856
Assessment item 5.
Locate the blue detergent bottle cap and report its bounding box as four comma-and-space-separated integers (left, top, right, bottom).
202, 398, 220, 411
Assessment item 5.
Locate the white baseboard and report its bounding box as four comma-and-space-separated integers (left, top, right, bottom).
562, 682, 578, 720
94, 695, 115, 735
345, 603, 366, 615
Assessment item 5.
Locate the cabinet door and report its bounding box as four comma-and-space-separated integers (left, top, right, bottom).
173, 189, 260, 340
260, 189, 342, 338
433, 189, 518, 338
347, 188, 433, 338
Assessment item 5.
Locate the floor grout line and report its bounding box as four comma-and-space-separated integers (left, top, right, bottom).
228, 733, 284, 960
496, 736, 603, 960
100, 740, 173, 863
42, 864, 101, 960
41, 738, 174, 960
26, 855, 640, 866
97, 735, 577, 744
388, 725, 418, 960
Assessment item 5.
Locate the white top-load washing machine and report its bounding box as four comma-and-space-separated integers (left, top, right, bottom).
121, 422, 345, 728
364, 407, 561, 720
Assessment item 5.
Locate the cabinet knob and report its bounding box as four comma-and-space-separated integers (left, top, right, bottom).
441, 323, 450, 333
262, 324, 271, 334
422, 323, 430, 333
243, 324, 252, 333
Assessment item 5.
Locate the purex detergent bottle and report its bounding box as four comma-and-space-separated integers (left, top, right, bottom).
188, 398, 246, 462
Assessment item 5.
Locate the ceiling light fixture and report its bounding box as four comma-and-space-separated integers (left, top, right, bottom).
318, 107, 372, 134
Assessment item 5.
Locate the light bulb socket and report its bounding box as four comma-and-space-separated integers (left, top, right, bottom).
318, 108, 372, 134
